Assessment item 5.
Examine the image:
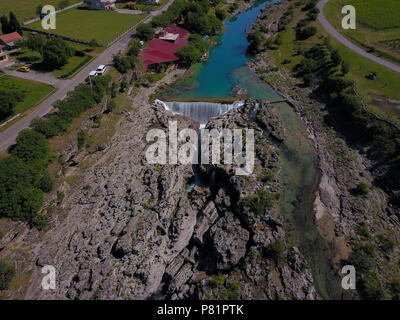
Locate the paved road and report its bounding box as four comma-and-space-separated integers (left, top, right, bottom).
317, 0, 400, 73
0, 0, 174, 152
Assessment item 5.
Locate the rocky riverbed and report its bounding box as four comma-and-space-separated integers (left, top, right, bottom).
246, 0, 400, 299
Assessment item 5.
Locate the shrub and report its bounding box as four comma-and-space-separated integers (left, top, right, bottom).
40, 171, 54, 193
136, 24, 155, 41
360, 272, 384, 300
356, 182, 370, 195
263, 240, 285, 264
0, 260, 15, 290
245, 189, 278, 215
215, 9, 226, 21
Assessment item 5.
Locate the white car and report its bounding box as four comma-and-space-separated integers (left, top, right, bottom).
96, 65, 107, 75
88, 71, 97, 77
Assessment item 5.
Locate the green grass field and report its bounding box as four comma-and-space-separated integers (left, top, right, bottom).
27, 6, 146, 44
340, 0, 400, 30
267, 3, 400, 122
0, 0, 81, 26
324, 0, 400, 65
0, 73, 55, 115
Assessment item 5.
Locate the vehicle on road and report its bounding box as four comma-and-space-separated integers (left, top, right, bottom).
16, 66, 30, 73
96, 65, 107, 75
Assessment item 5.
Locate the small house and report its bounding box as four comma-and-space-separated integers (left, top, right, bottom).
0, 32, 23, 49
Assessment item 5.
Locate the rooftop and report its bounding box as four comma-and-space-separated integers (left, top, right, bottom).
0, 32, 23, 44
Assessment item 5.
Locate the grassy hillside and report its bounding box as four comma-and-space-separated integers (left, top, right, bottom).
265, 1, 400, 122
342, 0, 400, 30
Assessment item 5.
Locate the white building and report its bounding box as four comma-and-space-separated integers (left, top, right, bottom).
84, 0, 116, 10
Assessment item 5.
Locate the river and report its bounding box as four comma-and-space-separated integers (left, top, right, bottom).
161, 0, 342, 300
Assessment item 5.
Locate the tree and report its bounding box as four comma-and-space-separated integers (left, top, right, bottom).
0, 15, 12, 34
128, 38, 142, 56
113, 55, 131, 74
26, 34, 47, 55
215, 9, 226, 21
36, 4, 44, 16
341, 61, 350, 74
0, 260, 15, 290
42, 37, 74, 69
0, 88, 24, 121
330, 49, 342, 67
136, 24, 155, 41
40, 171, 54, 193
9, 12, 22, 36
297, 26, 317, 40
247, 31, 264, 53
356, 182, 370, 195
176, 44, 202, 65
58, 0, 70, 9
11, 129, 51, 172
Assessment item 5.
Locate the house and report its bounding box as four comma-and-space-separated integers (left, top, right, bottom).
0, 45, 8, 64
84, 0, 116, 10
0, 32, 23, 49
139, 24, 190, 71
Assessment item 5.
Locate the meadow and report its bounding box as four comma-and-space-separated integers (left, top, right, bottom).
324, 0, 400, 66
266, 2, 400, 122
0, 0, 81, 25
0, 73, 55, 115
27, 6, 146, 45
342, 0, 400, 30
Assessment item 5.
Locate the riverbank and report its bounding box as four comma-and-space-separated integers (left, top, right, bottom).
247, 0, 400, 300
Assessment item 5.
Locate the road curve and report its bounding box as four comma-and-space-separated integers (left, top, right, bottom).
317, 0, 400, 73
0, 0, 175, 152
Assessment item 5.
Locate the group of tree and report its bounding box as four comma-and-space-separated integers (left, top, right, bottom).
151, 0, 222, 35
136, 23, 155, 41
176, 34, 209, 65
21, 34, 75, 69
1, 12, 22, 35
1, 76, 111, 230
182, 1, 222, 35
0, 129, 51, 229
113, 39, 143, 74
32, 75, 111, 138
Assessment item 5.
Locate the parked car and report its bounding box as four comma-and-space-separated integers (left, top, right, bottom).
16, 66, 30, 72
96, 65, 106, 75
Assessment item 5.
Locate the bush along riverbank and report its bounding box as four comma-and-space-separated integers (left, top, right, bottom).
247, 0, 400, 300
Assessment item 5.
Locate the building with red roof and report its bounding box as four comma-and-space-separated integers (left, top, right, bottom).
139, 24, 189, 71
0, 32, 23, 48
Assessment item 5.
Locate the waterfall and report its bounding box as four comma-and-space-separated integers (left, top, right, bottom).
155, 99, 245, 125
